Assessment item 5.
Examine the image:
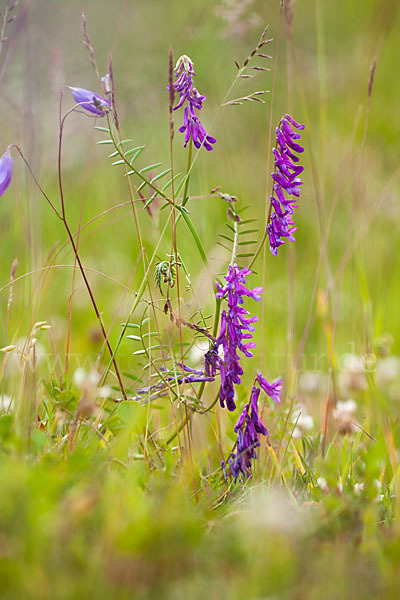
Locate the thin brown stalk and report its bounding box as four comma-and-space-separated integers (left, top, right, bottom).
65, 122, 96, 376
167, 49, 195, 477
1, 258, 17, 399
259, 5, 283, 378
57, 93, 127, 399
321, 60, 377, 456
81, 13, 101, 79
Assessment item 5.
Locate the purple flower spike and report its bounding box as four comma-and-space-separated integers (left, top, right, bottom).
228, 382, 269, 481
285, 113, 305, 130
268, 114, 305, 256
206, 264, 262, 411
0, 150, 13, 196
69, 87, 111, 116
170, 55, 216, 151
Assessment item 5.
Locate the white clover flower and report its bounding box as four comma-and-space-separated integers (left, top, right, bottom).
354, 482, 365, 496
298, 371, 325, 395
0, 394, 12, 412
73, 368, 111, 400
333, 399, 357, 434
376, 356, 400, 387
292, 406, 314, 439
317, 477, 329, 493
338, 353, 367, 392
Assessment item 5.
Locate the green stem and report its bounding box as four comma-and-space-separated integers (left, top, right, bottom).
100, 216, 172, 387
106, 120, 209, 270
212, 297, 222, 340
248, 227, 268, 270
166, 386, 221, 446
229, 211, 239, 267
107, 117, 174, 206
182, 140, 193, 207
166, 411, 191, 446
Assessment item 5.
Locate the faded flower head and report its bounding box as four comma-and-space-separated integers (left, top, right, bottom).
339, 353, 367, 392
170, 55, 216, 151
333, 399, 357, 434
376, 355, 400, 387
69, 87, 111, 116
268, 114, 305, 256
73, 368, 112, 399
0, 150, 13, 197
292, 405, 314, 439
298, 371, 325, 395
317, 477, 329, 493
0, 394, 12, 413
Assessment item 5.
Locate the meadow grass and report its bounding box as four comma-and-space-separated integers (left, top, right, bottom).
0, 0, 400, 597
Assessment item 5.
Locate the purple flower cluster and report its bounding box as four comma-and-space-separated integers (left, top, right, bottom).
171, 55, 216, 151
137, 364, 214, 398
0, 150, 13, 197
228, 374, 282, 480
205, 264, 262, 411
268, 114, 305, 256
174, 363, 215, 384
69, 87, 111, 116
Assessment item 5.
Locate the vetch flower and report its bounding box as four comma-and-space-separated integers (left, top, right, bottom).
69, 87, 111, 116
204, 348, 221, 378
228, 374, 277, 481
136, 364, 215, 398
170, 55, 216, 151
267, 114, 305, 256
256, 373, 282, 403
174, 363, 216, 383
207, 264, 262, 411
0, 150, 13, 196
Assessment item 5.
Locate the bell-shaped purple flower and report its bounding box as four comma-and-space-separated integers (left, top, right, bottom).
0, 150, 13, 196
268, 114, 305, 256
69, 87, 111, 116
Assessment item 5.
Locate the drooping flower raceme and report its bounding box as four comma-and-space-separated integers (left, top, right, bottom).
171, 55, 216, 151
228, 373, 282, 480
69, 87, 111, 116
0, 150, 13, 196
206, 264, 262, 411
267, 114, 305, 256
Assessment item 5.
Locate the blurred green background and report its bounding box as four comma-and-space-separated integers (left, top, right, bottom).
1, 0, 399, 377
1, 0, 400, 598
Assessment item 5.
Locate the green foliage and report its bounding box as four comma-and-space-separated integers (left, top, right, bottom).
1, 0, 400, 597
